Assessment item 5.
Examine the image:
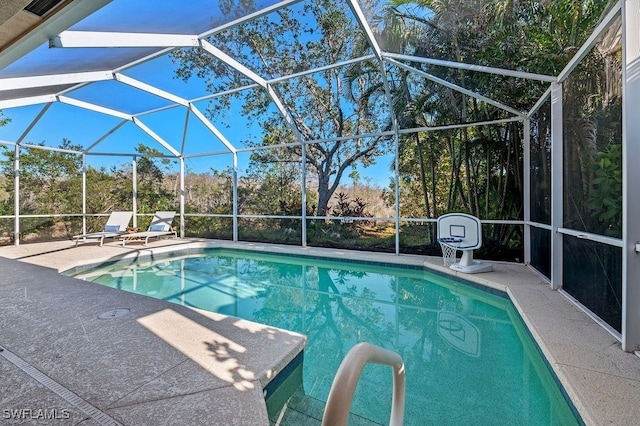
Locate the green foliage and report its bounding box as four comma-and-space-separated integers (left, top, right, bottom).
133, 144, 177, 213
0, 141, 180, 240
0, 140, 83, 215
562, 13, 622, 237
184, 216, 233, 239
377, 0, 617, 255
330, 192, 373, 234
304, 192, 375, 244
587, 144, 622, 236
0, 112, 10, 129
184, 167, 233, 215
240, 157, 302, 215
0, 140, 85, 239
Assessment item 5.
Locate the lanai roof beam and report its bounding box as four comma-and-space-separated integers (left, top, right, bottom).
0, 71, 113, 91
132, 118, 181, 157
188, 105, 237, 154
50, 31, 200, 48
57, 96, 132, 121
16, 103, 52, 144
199, 40, 304, 143
0, 95, 56, 109
83, 120, 129, 154
200, 0, 304, 39
384, 53, 557, 82
114, 73, 189, 106
388, 58, 525, 118
346, 0, 382, 60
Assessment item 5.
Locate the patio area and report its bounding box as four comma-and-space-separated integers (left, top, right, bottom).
0, 239, 306, 425
1, 238, 640, 424
1, 0, 640, 423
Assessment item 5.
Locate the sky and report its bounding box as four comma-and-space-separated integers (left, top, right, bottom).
0, 0, 400, 188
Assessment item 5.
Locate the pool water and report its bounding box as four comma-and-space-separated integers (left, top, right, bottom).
75, 249, 579, 425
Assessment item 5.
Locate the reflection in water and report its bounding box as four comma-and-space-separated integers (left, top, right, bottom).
437, 311, 480, 357
76, 250, 578, 425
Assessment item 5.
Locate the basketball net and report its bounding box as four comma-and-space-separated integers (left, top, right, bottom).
440, 243, 458, 266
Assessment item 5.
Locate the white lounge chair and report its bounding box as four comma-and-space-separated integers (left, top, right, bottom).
121, 211, 177, 246
73, 211, 133, 247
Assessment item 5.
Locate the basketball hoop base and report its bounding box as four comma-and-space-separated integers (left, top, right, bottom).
450, 260, 493, 274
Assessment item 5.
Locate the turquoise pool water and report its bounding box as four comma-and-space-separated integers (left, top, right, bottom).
74, 249, 579, 425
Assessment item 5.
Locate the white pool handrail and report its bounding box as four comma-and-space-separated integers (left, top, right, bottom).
321, 342, 405, 426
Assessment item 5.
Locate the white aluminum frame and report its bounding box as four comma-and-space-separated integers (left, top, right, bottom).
523, 117, 531, 266
550, 82, 563, 291
622, 0, 640, 351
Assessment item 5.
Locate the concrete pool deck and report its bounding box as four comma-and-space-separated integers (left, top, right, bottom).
0, 239, 306, 425
1, 238, 639, 424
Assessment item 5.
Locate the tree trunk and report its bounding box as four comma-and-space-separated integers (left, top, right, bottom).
316, 173, 331, 216
430, 144, 438, 218
416, 133, 431, 217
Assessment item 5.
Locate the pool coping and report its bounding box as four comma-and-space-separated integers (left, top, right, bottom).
2, 238, 640, 424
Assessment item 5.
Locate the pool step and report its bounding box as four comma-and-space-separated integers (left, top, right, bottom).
270, 388, 384, 426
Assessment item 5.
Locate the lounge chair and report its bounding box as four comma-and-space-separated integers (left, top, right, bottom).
73, 211, 133, 247
121, 211, 177, 246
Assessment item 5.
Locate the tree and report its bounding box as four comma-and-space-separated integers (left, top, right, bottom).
173, 0, 390, 216
0, 112, 11, 215
183, 167, 234, 238
129, 144, 177, 214
374, 0, 615, 257
0, 139, 83, 215
0, 139, 84, 239
184, 167, 233, 215
0, 111, 9, 128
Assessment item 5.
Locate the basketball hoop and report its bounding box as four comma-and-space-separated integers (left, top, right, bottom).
438, 237, 462, 267
436, 213, 492, 273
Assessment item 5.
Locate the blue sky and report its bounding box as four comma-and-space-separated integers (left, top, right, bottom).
0, 71, 395, 188
0, 0, 396, 188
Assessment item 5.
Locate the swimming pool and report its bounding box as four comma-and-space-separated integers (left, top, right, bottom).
74, 249, 579, 425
